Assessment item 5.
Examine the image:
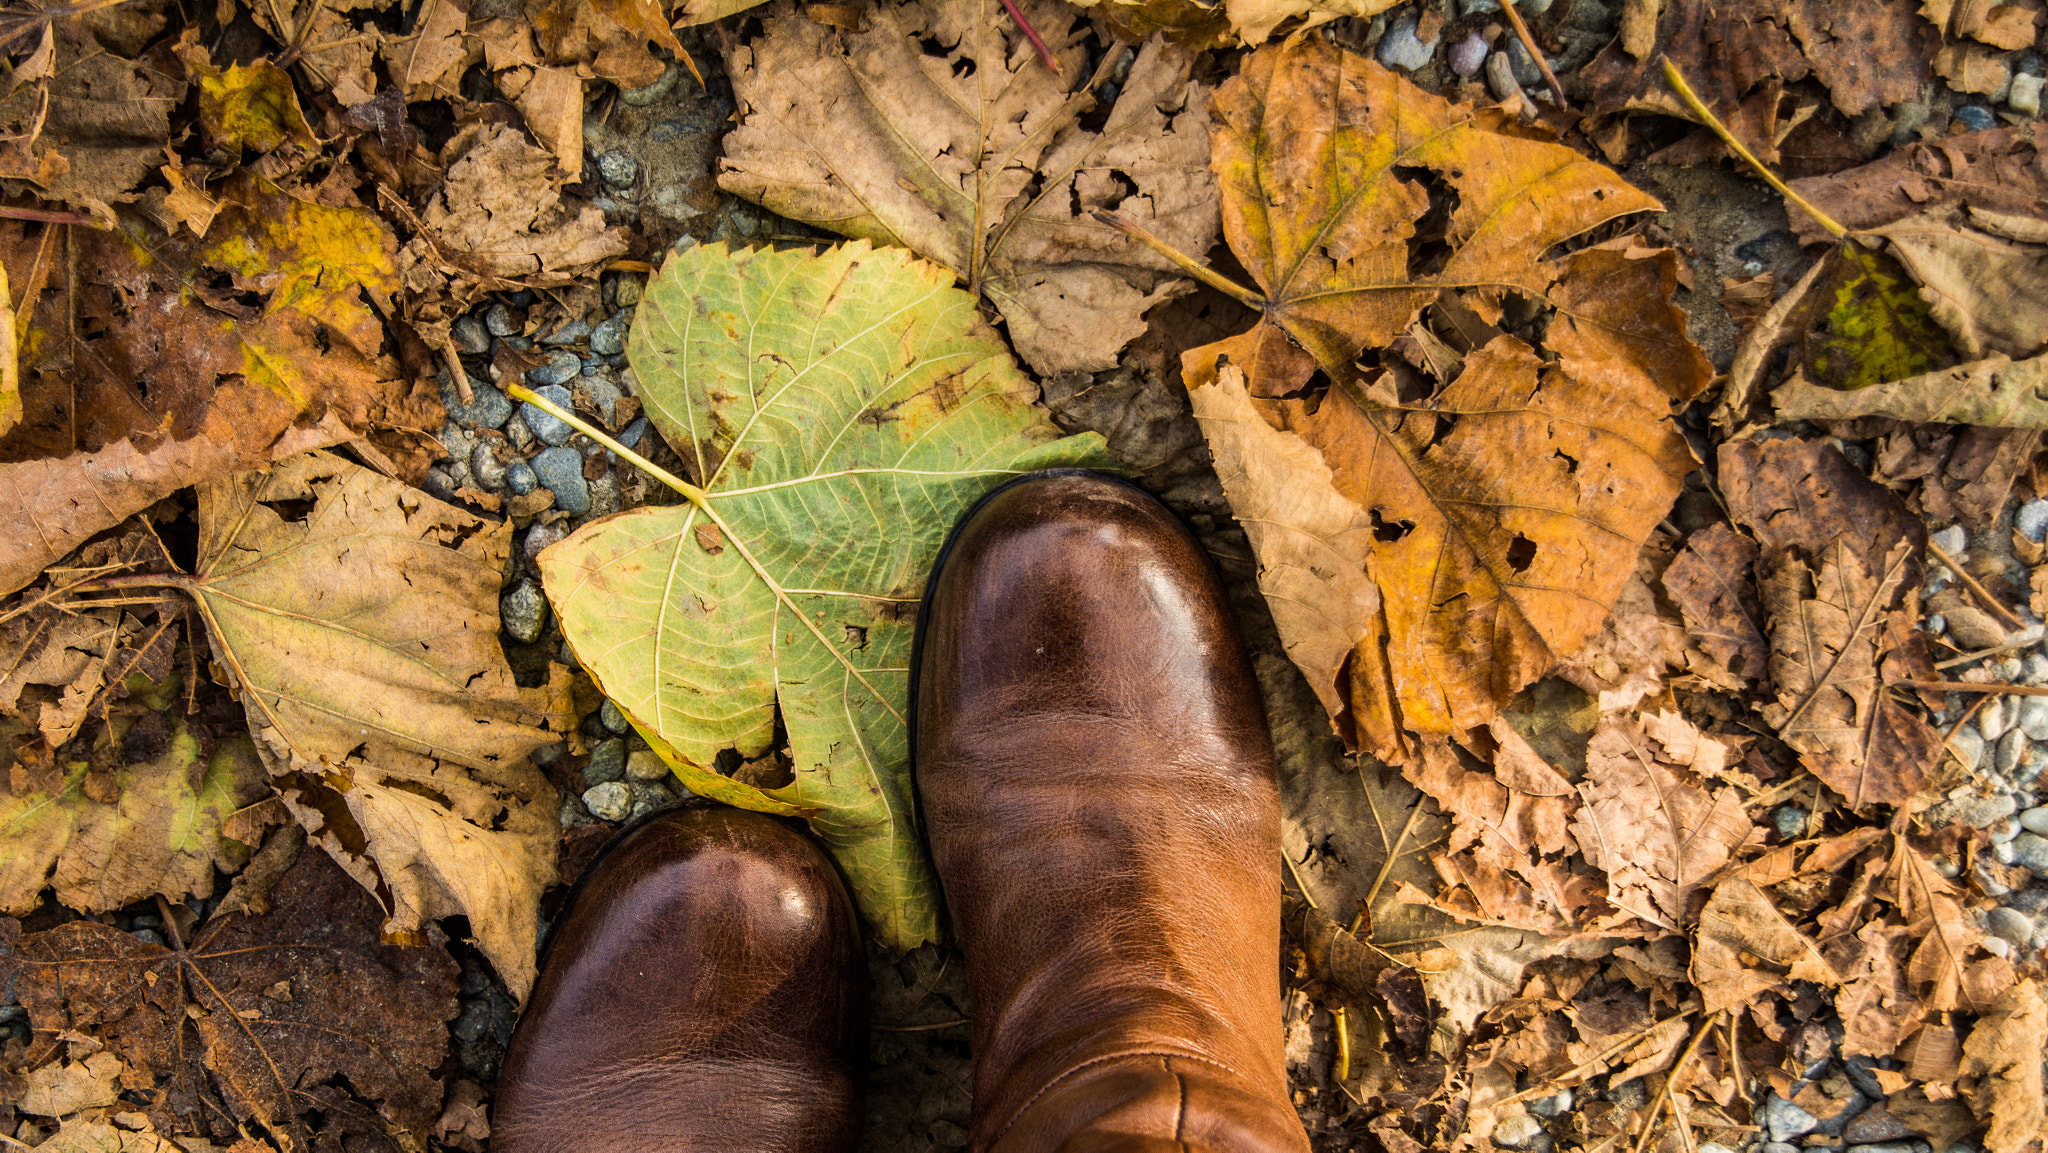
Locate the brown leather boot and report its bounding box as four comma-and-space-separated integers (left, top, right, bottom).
493, 807, 865, 1152
914, 472, 1311, 1153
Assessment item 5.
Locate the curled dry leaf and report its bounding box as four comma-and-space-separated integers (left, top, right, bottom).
0, 847, 457, 1148
1182, 39, 1705, 763
540, 240, 1113, 949
1662, 523, 1770, 683
1758, 537, 1940, 808
1959, 978, 2047, 1153
182, 451, 568, 1000
1569, 715, 1752, 932
718, 0, 1219, 377
1692, 877, 1838, 1014
0, 180, 426, 598
1776, 351, 2048, 428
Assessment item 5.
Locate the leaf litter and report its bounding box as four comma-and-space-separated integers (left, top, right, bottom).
3, 0, 2048, 1151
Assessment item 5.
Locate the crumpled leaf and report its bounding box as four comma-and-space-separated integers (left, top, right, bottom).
0, 718, 265, 916
1758, 537, 1939, 808
1777, 351, 2048, 427
1719, 437, 1927, 593
0, 846, 458, 1148
1662, 523, 1769, 683
1786, 126, 2048, 246
718, 0, 1219, 376
539, 240, 1114, 950
1892, 834, 2013, 1013
1959, 978, 2048, 1153
173, 42, 316, 156
0, 179, 423, 598
1181, 39, 1705, 763
184, 451, 567, 999
1862, 206, 2048, 362
1693, 877, 1839, 1014
1569, 715, 1753, 932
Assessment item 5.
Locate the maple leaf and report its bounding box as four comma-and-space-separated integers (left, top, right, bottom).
1960, 979, 2048, 1153
0, 847, 458, 1148
175, 451, 569, 1000
1569, 715, 1753, 932
1178, 39, 1705, 761
536, 239, 1113, 950
0, 180, 424, 598
1692, 877, 1839, 1015
717, 0, 1220, 377
0, 717, 265, 916
1757, 537, 1940, 808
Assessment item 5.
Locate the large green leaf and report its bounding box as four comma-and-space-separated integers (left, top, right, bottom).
539, 240, 1113, 947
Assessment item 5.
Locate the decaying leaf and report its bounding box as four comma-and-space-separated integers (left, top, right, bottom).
1776, 351, 2048, 427
0, 180, 425, 598
1786, 126, 2048, 246
0, 846, 458, 1148
1720, 437, 1928, 591
1759, 537, 1938, 808
1662, 523, 1769, 683
1794, 242, 1961, 393
1570, 715, 1752, 932
1960, 978, 2047, 1153
0, 717, 265, 916
183, 451, 567, 999
1892, 834, 2013, 1013
539, 240, 1113, 950
718, 0, 1220, 376
1692, 877, 1839, 1013
1182, 39, 1704, 762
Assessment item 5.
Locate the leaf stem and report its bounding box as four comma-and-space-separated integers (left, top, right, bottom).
1502, 0, 1567, 108
507, 384, 703, 502
999, 0, 1060, 75
1658, 57, 1847, 239
1092, 209, 1266, 309
1897, 680, 2048, 697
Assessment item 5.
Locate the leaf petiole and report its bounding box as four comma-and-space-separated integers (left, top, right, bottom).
1092, 209, 1267, 309
508, 383, 705, 502
1659, 57, 1848, 240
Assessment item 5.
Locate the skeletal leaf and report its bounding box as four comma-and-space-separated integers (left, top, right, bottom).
539, 240, 1113, 949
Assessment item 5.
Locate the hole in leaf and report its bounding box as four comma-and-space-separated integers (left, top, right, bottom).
1506, 533, 1537, 573
1422, 413, 1457, 454
1554, 448, 1579, 474
265, 498, 319, 523
1371, 509, 1414, 543
1392, 165, 1459, 279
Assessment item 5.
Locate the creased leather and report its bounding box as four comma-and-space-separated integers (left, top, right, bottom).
493, 808, 865, 1153
915, 473, 1312, 1153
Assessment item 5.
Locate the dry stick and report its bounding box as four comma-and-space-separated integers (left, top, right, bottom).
1659, 59, 1849, 241
0, 205, 105, 227
1897, 679, 2048, 697
1925, 540, 2026, 632
1501, 0, 1567, 108
1937, 635, 2046, 669
1493, 1008, 1699, 1108
999, 0, 1061, 75
1282, 849, 1320, 911
1333, 1005, 1353, 1083
872, 1019, 970, 1032
1631, 1010, 1722, 1153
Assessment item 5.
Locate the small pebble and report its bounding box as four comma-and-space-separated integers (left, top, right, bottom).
1988, 906, 2034, 945
600, 699, 631, 735
132, 929, 165, 947
1763, 1093, 1819, 1142
2018, 500, 2048, 545
2012, 831, 2048, 872
505, 461, 538, 495
584, 739, 627, 785
575, 373, 625, 425
500, 581, 549, 644
521, 383, 577, 446
2012, 72, 2044, 117
1927, 613, 1948, 634
484, 303, 522, 337
541, 318, 591, 346
471, 443, 508, 491
1841, 1057, 1885, 1101
1975, 862, 2013, 894
1981, 696, 2009, 739
2021, 806, 2048, 835
582, 781, 633, 822
453, 1000, 493, 1043
620, 62, 682, 106
626, 749, 670, 781
616, 416, 649, 451
1950, 725, 1987, 771
422, 467, 459, 502
533, 447, 592, 515
1989, 816, 2022, 844
1607, 1079, 1648, 1111
1844, 1144, 1933, 1153
2024, 655, 2048, 687
1528, 1090, 1572, 1117
1501, 38, 1548, 88
1933, 856, 1961, 878
1931, 525, 1969, 558
1952, 104, 1998, 132
1377, 10, 1437, 70
1956, 792, 2016, 829
524, 521, 569, 563
591, 311, 630, 356
527, 350, 584, 388
1762, 1145, 1801, 1153
596, 149, 641, 189
1997, 729, 2028, 776
506, 413, 536, 452
452, 314, 491, 354
1491, 1115, 1547, 1152
440, 372, 514, 430
1448, 31, 1489, 78
1772, 804, 1807, 839
1998, 656, 2026, 682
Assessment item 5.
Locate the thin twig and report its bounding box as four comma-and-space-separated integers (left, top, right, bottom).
998, 0, 1060, 75
1937, 635, 2047, 669
1927, 540, 2026, 632
1333, 1005, 1352, 1083
1659, 58, 1848, 239
1631, 1010, 1721, 1153
872, 1019, 969, 1032
1898, 680, 2048, 697
1501, 0, 1566, 107
0, 204, 106, 227
1282, 849, 1320, 912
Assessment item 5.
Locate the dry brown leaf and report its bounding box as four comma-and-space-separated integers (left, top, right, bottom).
1662, 523, 1769, 683
1864, 207, 2048, 362
1787, 126, 2048, 246
1570, 715, 1754, 932
1893, 834, 2014, 1013
1181, 40, 1704, 764
1692, 877, 1839, 1014
1758, 538, 1939, 808
1960, 978, 2048, 1153
1785, 0, 1942, 116
1835, 920, 1922, 1057
718, 0, 1218, 378
1719, 437, 1927, 592
183, 451, 569, 999
1779, 351, 2048, 427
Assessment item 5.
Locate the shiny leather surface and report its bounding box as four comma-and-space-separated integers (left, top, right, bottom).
493, 807, 865, 1153
915, 472, 1311, 1152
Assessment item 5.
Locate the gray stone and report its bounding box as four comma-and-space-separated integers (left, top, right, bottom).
506, 412, 535, 452
588, 471, 622, 518
600, 699, 630, 735
1696, 1146, 1735, 1153
1953, 104, 1998, 132
617, 416, 649, 450
1845, 1144, 1932, 1153
500, 581, 548, 644
1763, 1093, 1819, 1142
523, 521, 569, 563
1502, 38, 1548, 87
1773, 804, 1808, 839
1989, 906, 2034, 944
521, 383, 576, 446
1491, 1115, 1547, 1151
1607, 1079, 1648, 1110
2019, 500, 2048, 545
1982, 696, 2009, 739
1528, 1090, 1571, 1117
1998, 729, 2028, 776
471, 442, 508, 491
1377, 11, 1437, 70
584, 739, 626, 785
1932, 524, 1969, 558
596, 149, 640, 189
1841, 1056, 1886, 1101
575, 372, 624, 425
2012, 831, 2048, 872
2012, 72, 2044, 117
540, 318, 590, 346
526, 350, 583, 387
2022, 806, 2048, 835
453, 1000, 493, 1043
2021, 696, 2048, 738
439, 372, 514, 430
1951, 725, 1987, 771
1448, 30, 1489, 77
533, 447, 591, 515
421, 467, 459, 502
1994, 838, 2018, 864
582, 781, 632, 821
1762, 1145, 1801, 1153
452, 314, 491, 354
1843, 1107, 1916, 1145
620, 62, 682, 106
1956, 792, 2017, 828
1927, 613, 1947, 634
505, 461, 537, 495
591, 311, 630, 356
1989, 816, 2022, 844
626, 749, 670, 781
131, 929, 165, 947
484, 303, 522, 337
